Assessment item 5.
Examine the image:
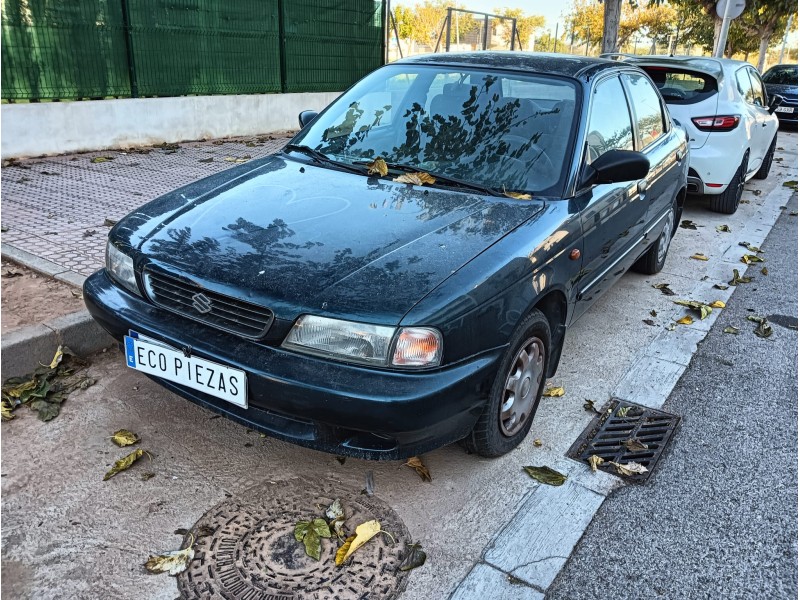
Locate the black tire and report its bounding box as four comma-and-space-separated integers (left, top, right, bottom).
709, 151, 748, 215
462, 310, 550, 457
632, 199, 677, 275
753, 135, 777, 180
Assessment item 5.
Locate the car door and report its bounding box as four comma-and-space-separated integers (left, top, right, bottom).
572, 74, 648, 319
621, 71, 683, 246
734, 66, 770, 172
747, 67, 778, 161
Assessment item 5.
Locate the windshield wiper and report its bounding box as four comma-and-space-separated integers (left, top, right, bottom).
380, 161, 506, 197
283, 144, 367, 175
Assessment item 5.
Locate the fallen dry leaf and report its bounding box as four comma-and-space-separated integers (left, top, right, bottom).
616, 406, 631, 418
741, 254, 764, 265
398, 543, 427, 572
609, 461, 649, 476
404, 456, 432, 482
708, 300, 726, 309
675, 315, 694, 325
533, 439, 543, 447
624, 438, 648, 453
650, 309, 657, 317
366, 157, 388, 177
738, 241, 763, 253
336, 520, 382, 566
144, 535, 195, 575
542, 386, 565, 397
325, 499, 346, 538
587, 455, 605, 472
748, 315, 773, 338
394, 172, 436, 186
90, 156, 114, 163
583, 399, 601, 414
713, 284, 729, 290
729, 269, 752, 285
111, 429, 140, 447
503, 189, 532, 200
761, 267, 768, 276
715, 225, 731, 233
103, 449, 146, 481
643, 319, 656, 326
723, 326, 739, 335
690, 253, 709, 261
295, 518, 331, 561
673, 300, 712, 320
523, 466, 567, 486
652, 283, 676, 296
679, 220, 698, 230
1, 399, 14, 421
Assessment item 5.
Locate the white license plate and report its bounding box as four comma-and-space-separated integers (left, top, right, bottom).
124, 333, 247, 408
775, 106, 794, 113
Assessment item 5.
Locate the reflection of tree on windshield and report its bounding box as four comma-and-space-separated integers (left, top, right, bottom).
315, 74, 561, 193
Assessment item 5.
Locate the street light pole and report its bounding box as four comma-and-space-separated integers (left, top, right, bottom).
778, 14, 793, 64
714, 0, 734, 58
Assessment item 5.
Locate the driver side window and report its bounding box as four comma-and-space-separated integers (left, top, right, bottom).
586, 76, 634, 164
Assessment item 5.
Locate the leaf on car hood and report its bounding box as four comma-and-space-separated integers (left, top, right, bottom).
398, 543, 427, 572
715, 225, 731, 233
111, 429, 140, 447
690, 253, 709, 261
729, 269, 752, 285
404, 456, 432, 482
723, 326, 740, 334
366, 157, 388, 177
523, 465, 567, 486
624, 438, 648, 453
295, 517, 332, 561
335, 520, 382, 566
609, 461, 649, 476
394, 172, 436, 186
503, 189, 532, 200
587, 455, 605, 472
103, 449, 146, 481
679, 220, 698, 230
542, 386, 565, 397
741, 254, 764, 264
675, 315, 694, 325
652, 283, 676, 296
145, 535, 195, 575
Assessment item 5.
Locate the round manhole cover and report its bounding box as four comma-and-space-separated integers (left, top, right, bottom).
177, 478, 412, 600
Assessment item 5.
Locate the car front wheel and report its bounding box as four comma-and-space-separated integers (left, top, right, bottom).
632, 200, 676, 275
462, 310, 550, 457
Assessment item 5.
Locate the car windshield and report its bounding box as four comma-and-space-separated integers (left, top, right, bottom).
293, 64, 579, 196
762, 65, 798, 86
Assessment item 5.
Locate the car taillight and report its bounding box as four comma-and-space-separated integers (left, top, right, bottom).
691, 115, 740, 132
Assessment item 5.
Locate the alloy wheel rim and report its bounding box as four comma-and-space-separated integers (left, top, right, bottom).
657, 210, 675, 264
499, 337, 545, 436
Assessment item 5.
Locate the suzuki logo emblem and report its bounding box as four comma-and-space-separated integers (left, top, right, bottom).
191, 293, 213, 314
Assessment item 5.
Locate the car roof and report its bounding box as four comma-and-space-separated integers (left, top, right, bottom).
600, 54, 755, 81
394, 51, 621, 79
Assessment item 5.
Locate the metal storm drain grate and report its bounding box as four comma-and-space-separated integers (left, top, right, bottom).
568, 399, 680, 482
177, 478, 411, 600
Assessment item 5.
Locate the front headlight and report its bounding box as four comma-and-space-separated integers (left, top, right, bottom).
105, 240, 139, 295
282, 315, 442, 368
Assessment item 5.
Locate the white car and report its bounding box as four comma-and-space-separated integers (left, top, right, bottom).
605, 55, 781, 214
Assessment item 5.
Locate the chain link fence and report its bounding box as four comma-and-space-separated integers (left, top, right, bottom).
1, 0, 384, 101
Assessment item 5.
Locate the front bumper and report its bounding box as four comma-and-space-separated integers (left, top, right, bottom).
84, 270, 502, 460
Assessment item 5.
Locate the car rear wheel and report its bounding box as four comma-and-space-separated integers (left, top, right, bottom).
632, 200, 676, 275
753, 135, 777, 180
462, 310, 550, 457
709, 151, 748, 215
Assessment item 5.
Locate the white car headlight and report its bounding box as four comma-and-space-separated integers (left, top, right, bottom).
282, 315, 442, 368
106, 241, 139, 295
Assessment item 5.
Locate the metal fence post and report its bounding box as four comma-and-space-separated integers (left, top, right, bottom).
277, 0, 288, 92
119, 0, 139, 98
510, 18, 517, 51
445, 8, 452, 52
482, 15, 489, 50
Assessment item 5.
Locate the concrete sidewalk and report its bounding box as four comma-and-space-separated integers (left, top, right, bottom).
1, 133, 291, 279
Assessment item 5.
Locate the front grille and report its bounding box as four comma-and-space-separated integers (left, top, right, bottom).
144, 269, 273, 339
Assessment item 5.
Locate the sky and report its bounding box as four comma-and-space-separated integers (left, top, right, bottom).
390, 0, 573, 33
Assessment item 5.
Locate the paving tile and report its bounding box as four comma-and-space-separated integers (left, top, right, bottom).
450, 563, 544, 600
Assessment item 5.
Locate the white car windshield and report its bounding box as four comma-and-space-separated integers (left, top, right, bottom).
294, 64, 579, 195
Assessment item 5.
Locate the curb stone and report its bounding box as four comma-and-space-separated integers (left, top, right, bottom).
1, 250, 113, 379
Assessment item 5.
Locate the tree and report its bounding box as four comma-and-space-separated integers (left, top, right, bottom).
569, 0, 676, 53
494, 8, 546, 49
734, 0, 796, 71
601, 0, 624, 53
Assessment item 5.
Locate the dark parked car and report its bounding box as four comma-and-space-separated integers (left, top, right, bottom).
85, 52, 688, 459
762, 63, 798, 125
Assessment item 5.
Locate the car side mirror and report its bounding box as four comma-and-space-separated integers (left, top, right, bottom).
768, 94, 785, 115
298, 110, 318, 128
579, 149, 650, 189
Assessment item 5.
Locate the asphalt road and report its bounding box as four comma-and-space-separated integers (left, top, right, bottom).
547, 193, 799, 600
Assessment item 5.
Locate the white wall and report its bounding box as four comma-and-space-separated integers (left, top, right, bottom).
1, 91, 340, 159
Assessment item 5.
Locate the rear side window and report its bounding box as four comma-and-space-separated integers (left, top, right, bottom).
747, 69, 767, 106
736, 68, 756, 104
641, 66, 718, 104
623, 73, 666, 150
